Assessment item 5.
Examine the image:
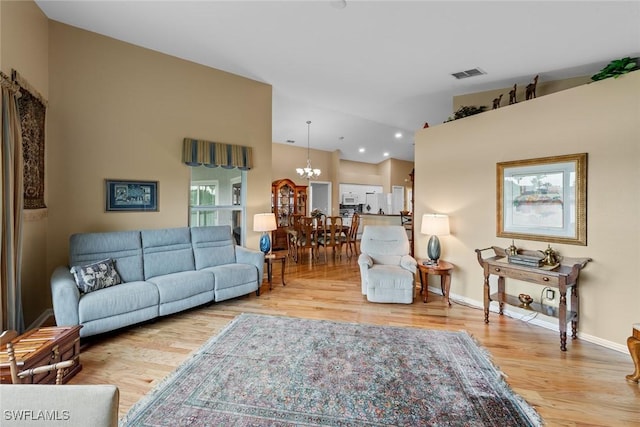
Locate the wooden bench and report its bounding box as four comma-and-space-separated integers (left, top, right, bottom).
627, 323, 640, 383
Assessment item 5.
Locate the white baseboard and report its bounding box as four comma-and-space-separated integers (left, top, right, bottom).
27, 308, 54, 330
430, 286, 630, 355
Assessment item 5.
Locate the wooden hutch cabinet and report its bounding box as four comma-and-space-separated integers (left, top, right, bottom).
271, 179, 307, 250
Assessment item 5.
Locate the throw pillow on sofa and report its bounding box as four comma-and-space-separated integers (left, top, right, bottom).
70, 258, 122, 294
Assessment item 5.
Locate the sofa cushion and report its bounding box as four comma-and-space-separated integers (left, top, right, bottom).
78, 281, 159, 323
190, 226, 237, 269
146, 270, 214, 304
202, 263, 257, 290
70, 258, 122, 293
141, 227, 195, 279
367, 265, 414, 288
70, 230, 144, 282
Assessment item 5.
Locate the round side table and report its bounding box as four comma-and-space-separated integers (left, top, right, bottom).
417, 260, 453, 305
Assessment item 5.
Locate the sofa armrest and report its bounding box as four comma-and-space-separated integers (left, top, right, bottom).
50, 265, 80, 327
400, 255, 417, 273
236, 246, 265, 283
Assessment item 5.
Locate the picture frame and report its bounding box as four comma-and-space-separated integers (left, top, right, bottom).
105, 179, 158, 212
497, 153, 587, 245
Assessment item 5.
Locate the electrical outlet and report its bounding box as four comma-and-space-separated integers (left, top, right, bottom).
545, 289, 555, 300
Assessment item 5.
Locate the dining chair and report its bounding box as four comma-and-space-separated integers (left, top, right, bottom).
296, 216, 319, 263
286, 214, 304, 261
344, 212, 360, 258
318, 216, 345, 261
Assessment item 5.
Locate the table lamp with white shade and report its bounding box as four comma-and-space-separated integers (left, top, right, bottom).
253, 213, 277, 255
420, 214, 450, 265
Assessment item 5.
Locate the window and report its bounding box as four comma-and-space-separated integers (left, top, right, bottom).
189, 167, 246, 245
190, 180, 218, 226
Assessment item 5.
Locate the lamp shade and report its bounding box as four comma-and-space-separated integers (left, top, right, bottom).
420, 214, 450, 236
253, 213, 277, 232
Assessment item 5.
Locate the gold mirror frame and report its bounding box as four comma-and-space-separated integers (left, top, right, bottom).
497, 153, 587, 246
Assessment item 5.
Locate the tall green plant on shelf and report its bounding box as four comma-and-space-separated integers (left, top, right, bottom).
591, 57, 639, 81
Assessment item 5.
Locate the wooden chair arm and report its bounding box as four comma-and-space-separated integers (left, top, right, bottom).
18, 359, 75, 382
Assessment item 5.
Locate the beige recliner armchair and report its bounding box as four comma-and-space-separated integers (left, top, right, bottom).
358, 225, 417, 303
0, 384, 119, 427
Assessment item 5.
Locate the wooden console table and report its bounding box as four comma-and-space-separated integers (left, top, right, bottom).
475, 246, 591, 351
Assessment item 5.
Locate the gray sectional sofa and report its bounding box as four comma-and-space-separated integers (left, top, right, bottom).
51, 226, 264, 338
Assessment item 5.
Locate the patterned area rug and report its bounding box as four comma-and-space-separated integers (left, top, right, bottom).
121, 314, 541, 426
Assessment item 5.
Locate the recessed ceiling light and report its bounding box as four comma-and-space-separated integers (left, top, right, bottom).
383, 152, 389, 157
359, 148, 365, 153
395, 132, 402, 139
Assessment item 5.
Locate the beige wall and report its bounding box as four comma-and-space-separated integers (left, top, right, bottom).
46, 21, 272, 278
415, 71, 640, 349
1, 0, 50, 327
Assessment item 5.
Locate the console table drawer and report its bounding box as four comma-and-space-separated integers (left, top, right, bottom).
489, 265, 560, 286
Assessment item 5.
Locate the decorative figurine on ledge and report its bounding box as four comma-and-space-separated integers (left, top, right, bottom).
492, 94, 503, 110
525, 75, 539, 100
508, 84, 518, 104
506, 240, 518, 256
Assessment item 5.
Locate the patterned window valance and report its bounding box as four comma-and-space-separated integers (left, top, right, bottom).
182, 138, 253, 170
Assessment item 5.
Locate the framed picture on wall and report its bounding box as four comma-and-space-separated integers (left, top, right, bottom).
105, 179, 158, 212
497, 153, 587, 245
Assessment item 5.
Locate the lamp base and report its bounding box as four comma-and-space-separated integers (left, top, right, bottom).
427, 235, 441, 264
259, 232, 271, 254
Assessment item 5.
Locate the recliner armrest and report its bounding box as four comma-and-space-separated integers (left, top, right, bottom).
358, 253, 373, 268
400, 255, 417, 273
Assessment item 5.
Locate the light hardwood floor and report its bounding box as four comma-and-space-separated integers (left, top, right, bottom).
70, 251, 640, 426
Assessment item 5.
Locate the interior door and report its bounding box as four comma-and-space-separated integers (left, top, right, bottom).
309, 181, 331, 216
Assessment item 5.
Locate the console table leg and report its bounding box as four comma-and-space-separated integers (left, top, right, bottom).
497, 276, 505, 315
571, 286, 578, 339
560, 332, 567, 351
483, 273, 490, 323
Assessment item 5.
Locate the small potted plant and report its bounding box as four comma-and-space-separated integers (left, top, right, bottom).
444, 105, 488, 122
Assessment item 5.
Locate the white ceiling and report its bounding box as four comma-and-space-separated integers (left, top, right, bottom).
35, 1, 640, 164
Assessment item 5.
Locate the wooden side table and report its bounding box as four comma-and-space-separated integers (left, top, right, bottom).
265, 253, 287, 290
417, 260, 453, 305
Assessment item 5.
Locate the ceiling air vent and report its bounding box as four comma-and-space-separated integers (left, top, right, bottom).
451, 68, 486, 79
